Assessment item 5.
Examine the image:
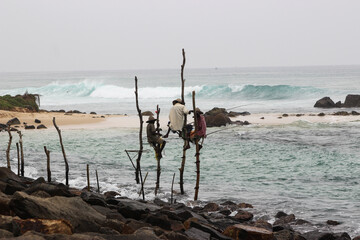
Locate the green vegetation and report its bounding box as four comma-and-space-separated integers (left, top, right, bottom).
0, 93, 40, 112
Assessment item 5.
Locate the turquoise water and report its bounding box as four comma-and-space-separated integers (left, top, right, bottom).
1, 66, 360, 236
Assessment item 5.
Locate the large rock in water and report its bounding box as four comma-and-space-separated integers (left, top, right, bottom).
10, 191, 106, 232
343, 94, 360, 107
314, 97, 336, 108
205, 113, 232, 127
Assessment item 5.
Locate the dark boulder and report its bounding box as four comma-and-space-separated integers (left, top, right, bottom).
117, 199, 160, 220
9, 191, 106, 232
80, 191, 107, 207
90, 112, 97, 115
142, 111, 154, 116
0, 123, 7, 130
228, 111, 251, 117
25, 125, 36, 129
203, 202, 220, 212
189, 221, 232, 240
0, 229, 13, 238
185, 227, 211, 240
343, 94, 360, 107
233, 210, 253, 221
334, 111, 349, 116
275, 211, 288, 218
205, 107, 228, 116
314, 97, 336, 108
7, 118, 20, 126
35, 119, 41, 123
223, 224, 274, 240
12, 218, 73, 236
0, 192, 11, 215
205, 113, 232, 127
37, 124, 47, 129
352, 111, 360, 115
274, 214, 296, 226
302, 231, 350, 240
25, 182, 74, 197
274, 229, 306, 240
327, 220, 341, 226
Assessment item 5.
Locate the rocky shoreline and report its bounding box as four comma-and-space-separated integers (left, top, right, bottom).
0, 167, 357, 240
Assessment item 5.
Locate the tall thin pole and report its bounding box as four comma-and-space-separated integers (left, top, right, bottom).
180, 48, 187, 194
53, 117, 69, 186
193, 91, 200, 201
135, 76, 145, 200
155, 105, 161, 195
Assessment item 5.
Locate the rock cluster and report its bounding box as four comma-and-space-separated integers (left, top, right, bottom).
0, 167, 355, 239
314, 95, 360, 108
204, 107, 250, 127
0, 118, 47, 132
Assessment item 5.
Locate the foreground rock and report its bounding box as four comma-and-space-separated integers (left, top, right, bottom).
10, 191, 106, 232
0, 167, 354, 239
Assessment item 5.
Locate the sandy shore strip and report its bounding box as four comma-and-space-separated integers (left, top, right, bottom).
1, 110, 360, 131
233, 112, 360, 126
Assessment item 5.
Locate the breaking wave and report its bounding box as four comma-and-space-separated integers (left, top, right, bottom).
0, 80, 329, 101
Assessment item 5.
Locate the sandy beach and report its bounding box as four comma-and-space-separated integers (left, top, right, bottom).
1, 110, 360, 131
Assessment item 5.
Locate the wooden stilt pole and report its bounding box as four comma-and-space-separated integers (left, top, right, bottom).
192, 91, 201, 201
135, 76, 145, 200
179, 48, 188, 195
86, 164, 90, 191
17, 131, 24, 177
171, 173, 176, 204
16, 143, 20, 176
44, 146, 51, 182
6, 126, 12, 169
139, 172, 149, 199
96, 170, 100, 193
53, 117, 69, 186
155, 105, 161, 195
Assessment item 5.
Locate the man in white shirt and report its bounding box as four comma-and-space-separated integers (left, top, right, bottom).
163, 98, 190, 138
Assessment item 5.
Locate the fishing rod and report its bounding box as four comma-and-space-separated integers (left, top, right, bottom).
206, 124, 244, 136
226, 102, 267, 111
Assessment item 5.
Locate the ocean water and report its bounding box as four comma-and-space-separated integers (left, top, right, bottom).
1, 66, 360, 236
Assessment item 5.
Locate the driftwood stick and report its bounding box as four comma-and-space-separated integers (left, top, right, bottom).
96, 170, 100, 193
53, 117, 69, 186
179, 48, 187, 195
16, 143, 20, 176
44, 146, 51, 182
87, 164, 90, 191
192, 91, 200, 201
171, 173, 176, 204
17, 131, 24, 177
6, 126, 12, 169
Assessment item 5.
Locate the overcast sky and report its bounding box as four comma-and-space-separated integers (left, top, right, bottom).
1, 0, 360, 72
